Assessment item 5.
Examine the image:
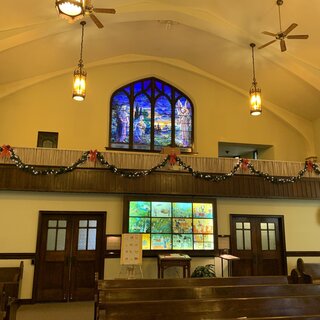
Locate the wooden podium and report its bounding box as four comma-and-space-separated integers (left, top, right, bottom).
158, 254, 191, 278
219, 254, 239, 277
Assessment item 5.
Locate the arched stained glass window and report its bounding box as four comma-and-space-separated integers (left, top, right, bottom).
109, 77, 194, 152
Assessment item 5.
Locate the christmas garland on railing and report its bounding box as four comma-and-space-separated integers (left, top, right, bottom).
1, 144, 319, 184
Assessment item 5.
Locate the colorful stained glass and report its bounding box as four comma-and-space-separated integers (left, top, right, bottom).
172, 218, 192, 233
193, 203, 213, 218
129, 217, 150, 233
193, 219, 213, 234
111, 92, 130, 145
133, 94, 151, 148
142, 233, 150, 250
154, 95, 171, 147
172, 202, 192, 217
151, 202, 171, 217
127, 198, 215, 251
151, 218, 172, 233
175, 98, 192, 148
110, 78, 193, 151
129, 201, 151, 217
151, 234, 172, 250
173, 234, 193, 250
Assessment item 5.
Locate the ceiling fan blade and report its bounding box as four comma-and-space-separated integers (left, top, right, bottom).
262, 31, 277, 37
280, 39, 286, 52
287, 34, 309, 39
258, 39, 277, 49
90, 13, 104, 28
93, 8, 116, 14
283, 23, 298, 36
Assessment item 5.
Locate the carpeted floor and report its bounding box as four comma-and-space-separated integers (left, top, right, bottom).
16, 301, 94, 320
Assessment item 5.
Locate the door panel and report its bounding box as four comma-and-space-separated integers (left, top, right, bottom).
230, 215, 286, 276
34, 211, 106, 302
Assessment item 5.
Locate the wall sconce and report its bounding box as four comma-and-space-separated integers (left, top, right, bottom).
72, 21, 87, 101
249, 43, 262, 116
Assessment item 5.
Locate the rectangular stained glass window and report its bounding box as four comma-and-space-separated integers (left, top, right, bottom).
126, 199, 216, 252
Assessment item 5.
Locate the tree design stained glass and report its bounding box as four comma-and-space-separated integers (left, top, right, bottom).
110, 77, 193, 152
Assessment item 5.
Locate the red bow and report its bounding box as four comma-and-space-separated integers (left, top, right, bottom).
169, 153, 177, 166
0, 145, 11, 158
307, 160, 313, 173
89, 149, 98, 162
241, 158, 249, 170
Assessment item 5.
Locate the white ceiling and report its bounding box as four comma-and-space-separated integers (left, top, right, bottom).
1, 0, 320, 121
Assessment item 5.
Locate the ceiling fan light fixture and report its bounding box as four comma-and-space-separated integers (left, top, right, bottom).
55, 0, 85, 23
249, 43, 262, 116
72, 21, 87, 101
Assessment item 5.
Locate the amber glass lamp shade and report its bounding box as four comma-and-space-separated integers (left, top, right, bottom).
249, 85, 262, 116
72, 66, 87, 101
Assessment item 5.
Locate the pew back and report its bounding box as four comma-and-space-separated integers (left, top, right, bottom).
297, 258, 320, 284
0, 262, 23, 320
97, 275, 288, 289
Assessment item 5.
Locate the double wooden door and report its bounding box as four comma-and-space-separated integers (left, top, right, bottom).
230, 215, 286, 276
34, 211, 106, 302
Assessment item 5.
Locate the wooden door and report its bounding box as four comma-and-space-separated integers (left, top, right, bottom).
34, 211, 106, 302
230, 215, 286, 276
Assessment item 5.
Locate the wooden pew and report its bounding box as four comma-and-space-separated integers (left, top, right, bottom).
98, 295, 320, 320
96, 275, 315, 320
296, 258, 320, 284
97, 275, 288, 289
0, 262, 23, 320
98, 283, 320, 302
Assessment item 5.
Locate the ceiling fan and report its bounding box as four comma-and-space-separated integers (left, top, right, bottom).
56, 0, 116, 29
84, 0, 116, 29
258, 0, 309, 52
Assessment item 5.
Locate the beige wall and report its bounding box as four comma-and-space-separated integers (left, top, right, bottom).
0, 61, 314, 161
313, 118, 320, 160
0, 191, 319, 299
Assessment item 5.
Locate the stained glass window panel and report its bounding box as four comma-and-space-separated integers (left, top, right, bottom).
109, 78, 194, 152
111, 92, 130, 147
133, 94, 151, 149
173, 234, 193, 250
154, 96, 171, 148
175, 98, 192, 148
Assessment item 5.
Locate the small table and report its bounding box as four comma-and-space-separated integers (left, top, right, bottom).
158, 254, 191, 278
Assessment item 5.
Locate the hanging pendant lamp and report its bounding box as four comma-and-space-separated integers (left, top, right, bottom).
249, 43, 262, 116
72, 21, 87, 101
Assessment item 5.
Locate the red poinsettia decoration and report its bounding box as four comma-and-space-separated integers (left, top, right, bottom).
88, 149, 98, 162
241, 158, 249, 170
307, 160, 314, 173
169, 152, 177, 166
0, 145, 11, 158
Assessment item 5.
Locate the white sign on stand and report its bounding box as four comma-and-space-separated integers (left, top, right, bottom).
119, 234, 143, 278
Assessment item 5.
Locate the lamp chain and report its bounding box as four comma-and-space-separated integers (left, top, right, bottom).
78, 21, 86, 68
250, 43, 257, 86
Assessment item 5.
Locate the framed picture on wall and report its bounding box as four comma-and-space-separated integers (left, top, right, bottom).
37, 131, 58, 148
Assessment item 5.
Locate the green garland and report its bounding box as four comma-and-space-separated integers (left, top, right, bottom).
0, 145, 319, 184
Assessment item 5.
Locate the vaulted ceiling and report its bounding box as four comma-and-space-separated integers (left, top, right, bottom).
1, 0, 319, 121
